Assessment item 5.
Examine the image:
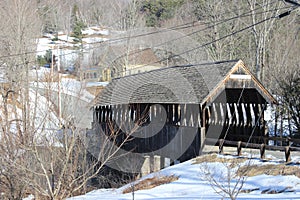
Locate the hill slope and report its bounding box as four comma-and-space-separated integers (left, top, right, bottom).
69, 153, 300, 200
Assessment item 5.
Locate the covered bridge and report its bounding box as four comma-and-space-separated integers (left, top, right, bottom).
92, 59, 277, 162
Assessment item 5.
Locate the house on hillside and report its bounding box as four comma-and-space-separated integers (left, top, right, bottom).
110, 47, 163, 78
90, 59, 277, 172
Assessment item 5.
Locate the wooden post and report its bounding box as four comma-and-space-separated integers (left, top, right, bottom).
164, 157, 170, 168
237, 141, 242, 156
285, 146, 291, 163
260, 143, 266, 160
287, 137, 291, 147
200, 127, 206, 154
141, 156, 151, 177
219, 139, 224, 154
153, 155, 161, 172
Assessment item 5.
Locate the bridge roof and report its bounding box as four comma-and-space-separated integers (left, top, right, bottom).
93, 60, 277, 106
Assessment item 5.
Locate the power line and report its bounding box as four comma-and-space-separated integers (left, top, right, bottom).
115, 6, 298, 75
8, 6, 296, 76
108, 5, 292, 67
70, 3, 288, 55
12, 4, 294, 70
1, 2, 294, 70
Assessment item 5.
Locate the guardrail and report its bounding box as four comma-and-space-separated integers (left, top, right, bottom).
205, 137, 300, 162
218, 134, 300, 145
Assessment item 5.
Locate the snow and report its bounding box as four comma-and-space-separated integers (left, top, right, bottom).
36, 37, 53, 56
30, 76, 95, 103
82, 27, 109, 36
86, 81, 109, 87
36, 26, 110, 70
82, 37, 109, 44
23, 194, 34, 200
68, 154, 300, 200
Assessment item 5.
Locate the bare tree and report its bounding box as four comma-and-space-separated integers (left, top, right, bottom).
265, 7, 300, 139
246, 0, 286, 82
200, 156, 250, 200
0, 1, 42, 199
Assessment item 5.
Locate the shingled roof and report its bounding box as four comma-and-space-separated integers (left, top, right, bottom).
94, 60, 276, 106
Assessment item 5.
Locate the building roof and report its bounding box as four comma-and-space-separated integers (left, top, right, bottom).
93, 60, 277, 106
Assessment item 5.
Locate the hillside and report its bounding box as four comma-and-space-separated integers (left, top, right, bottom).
69, 152, 300, 200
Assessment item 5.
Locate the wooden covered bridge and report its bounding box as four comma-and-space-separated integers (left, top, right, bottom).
92, 59, 277, 163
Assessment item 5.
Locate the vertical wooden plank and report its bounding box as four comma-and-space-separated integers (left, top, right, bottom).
183, 104, 187, 126
245, 103, 252, 127
215, 103, 221, 125
187, 104, 193, 127
253, 103, 260, 141
245, 103, 252, 141
117, 104, 121, 125
172, 104, 175, 123
219, 139, 224, 154
260, 143, 266, 160
237, 141, 242, 156
285, 147, 291, 162
226, 103, 231, 127
122, 104, 127, 125
193, 104, 198, 127
158, 104, 162, 124
98, 106, 102, 123
237, 103, 244, 131
130, 104, 134, 121
197, 104, 201, 127
174, 104, 179, 124
219, 103, 225, 126
178, 104, 182, 126
230, 103, 236, 127
202, 105, 206, 128
150, 104, 154, 122
167, 104, 171, 124
234, 103, 239, 127
109, 105, 112, 121
200, 127, 206, 154
211, 103, 215, 125
207, 105, 211, 125
102, 106, 106, 122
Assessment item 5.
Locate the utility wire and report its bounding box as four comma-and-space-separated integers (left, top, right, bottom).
66, 3, 289, 56
3, 3, 294, 69
108, 5, 292, 67
115, 5, 297, 75
11, 6, 292, 69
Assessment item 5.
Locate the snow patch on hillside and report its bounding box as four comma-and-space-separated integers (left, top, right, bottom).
69, 154, 300, 200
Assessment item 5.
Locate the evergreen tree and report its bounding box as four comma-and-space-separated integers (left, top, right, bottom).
140, 0, 184, 27
71, 4, 86, 43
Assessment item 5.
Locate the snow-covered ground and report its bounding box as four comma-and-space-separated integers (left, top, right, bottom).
36, 26, 111, 70
68, 153, 300, 200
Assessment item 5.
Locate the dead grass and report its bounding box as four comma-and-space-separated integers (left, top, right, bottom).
62, 74, 77, 79
192, 153, 247, 165
122, 175, 178, 194
238, 164, 300, 178
194, 154, 300, 179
